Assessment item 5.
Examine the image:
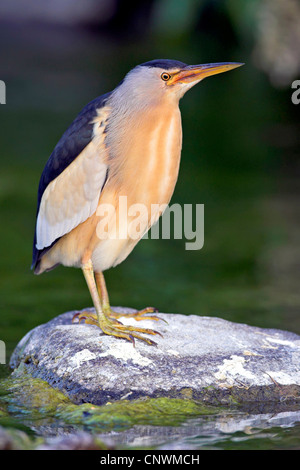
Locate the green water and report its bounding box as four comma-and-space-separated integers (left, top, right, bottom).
0, 19, 299, 449
1, 369, 300, 450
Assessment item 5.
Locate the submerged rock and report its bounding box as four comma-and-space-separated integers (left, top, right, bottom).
9, 308, 300, 408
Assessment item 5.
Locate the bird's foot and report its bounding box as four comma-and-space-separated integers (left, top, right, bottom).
72, 309, 162, 346
107, 306, 167, 323
72, 310, 98, 326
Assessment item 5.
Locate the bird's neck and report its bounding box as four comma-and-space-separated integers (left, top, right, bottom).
107, 100, 183, 209
106, 96, 180, 158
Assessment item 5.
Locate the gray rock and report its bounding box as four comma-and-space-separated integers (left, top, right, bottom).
9, 308, 300, 407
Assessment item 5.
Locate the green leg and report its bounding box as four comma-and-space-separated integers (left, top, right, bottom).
72, 261, 162, 346
95, 271, 163, 322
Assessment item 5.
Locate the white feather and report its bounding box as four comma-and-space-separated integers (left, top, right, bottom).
36, 137, 108, 250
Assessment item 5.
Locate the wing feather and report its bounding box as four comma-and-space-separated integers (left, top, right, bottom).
32, 93, 111, 269
35, 140, 108, 250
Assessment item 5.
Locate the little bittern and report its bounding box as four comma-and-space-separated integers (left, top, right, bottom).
32, 59, 243, 346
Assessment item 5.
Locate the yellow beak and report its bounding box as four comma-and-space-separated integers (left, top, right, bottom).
170, 62, 244, 85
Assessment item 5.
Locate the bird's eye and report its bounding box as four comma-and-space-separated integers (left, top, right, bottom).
161, 72, 171, 81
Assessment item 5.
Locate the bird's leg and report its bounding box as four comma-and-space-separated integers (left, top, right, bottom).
73, 260, 161, 346
95, 271, 163, 322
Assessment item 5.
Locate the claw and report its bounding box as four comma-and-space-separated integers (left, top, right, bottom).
72, 307, 163, 346
108, 306, 166, 324
72, 312, 80, 323
72, 311, 98, 326
148, 315, 168, 324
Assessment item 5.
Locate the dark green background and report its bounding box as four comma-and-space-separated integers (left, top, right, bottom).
0, 0, 299, 360
0, 0, 300, 450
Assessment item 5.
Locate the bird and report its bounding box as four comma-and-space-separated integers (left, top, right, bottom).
32, 59, 243, 346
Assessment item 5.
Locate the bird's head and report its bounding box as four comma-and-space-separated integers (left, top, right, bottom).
117, 59, 243, 106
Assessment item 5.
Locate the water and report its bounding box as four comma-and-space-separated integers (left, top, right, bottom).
0, 20, 299, 449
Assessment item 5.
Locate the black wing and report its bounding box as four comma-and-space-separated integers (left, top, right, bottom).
32, 92, 111, 271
